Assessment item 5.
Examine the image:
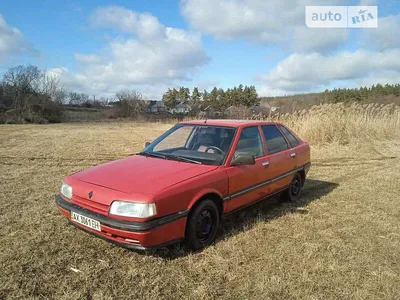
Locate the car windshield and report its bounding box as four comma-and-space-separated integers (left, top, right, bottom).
140, 124, 236, 165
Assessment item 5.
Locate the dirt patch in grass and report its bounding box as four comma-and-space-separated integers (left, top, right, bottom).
0, 122, 399, 299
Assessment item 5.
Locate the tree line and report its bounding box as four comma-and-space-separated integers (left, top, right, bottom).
324, 83, 400, 103
0, 64, 259, 122
162, 85, 259, 111
1, 64, 399, 123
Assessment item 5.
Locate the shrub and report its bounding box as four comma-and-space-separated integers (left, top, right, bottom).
41, 101, 63, 123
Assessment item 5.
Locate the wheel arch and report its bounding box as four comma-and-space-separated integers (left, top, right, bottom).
187, 190, 224, 217
298, 169, 306, 187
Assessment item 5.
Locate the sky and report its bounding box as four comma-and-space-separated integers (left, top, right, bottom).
0, 0, 399, 99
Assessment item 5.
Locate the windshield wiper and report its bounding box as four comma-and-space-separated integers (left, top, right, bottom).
164, 154, 202, 165
138, 151, 202, 164
137, 151, 167, 159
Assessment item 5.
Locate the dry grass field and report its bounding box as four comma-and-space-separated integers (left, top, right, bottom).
1, 103, 399, 299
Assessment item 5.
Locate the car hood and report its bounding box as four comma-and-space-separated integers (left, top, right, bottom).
71, 155, 218, 196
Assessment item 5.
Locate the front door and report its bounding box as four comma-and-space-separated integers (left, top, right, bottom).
225, 126, 270, 212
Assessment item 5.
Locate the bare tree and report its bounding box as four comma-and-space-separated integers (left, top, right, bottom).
115, 90, 145, 117
99, 96, 110, 106
40, 74, 66, 104
2, 65, 65, 122
3, 65, 42, 115
68, 92, 89, 106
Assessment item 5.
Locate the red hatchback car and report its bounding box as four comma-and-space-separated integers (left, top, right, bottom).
56, 120, 310, 250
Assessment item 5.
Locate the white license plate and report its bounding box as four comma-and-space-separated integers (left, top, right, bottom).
71, 211, 101, 232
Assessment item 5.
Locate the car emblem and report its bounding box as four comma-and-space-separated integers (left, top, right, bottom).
88, 191, 93, 199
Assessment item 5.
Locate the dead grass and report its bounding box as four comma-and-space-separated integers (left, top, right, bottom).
0, 112, 399, 299
270, 102, 400, 145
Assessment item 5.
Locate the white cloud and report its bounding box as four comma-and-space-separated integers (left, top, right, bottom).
257, 85, 291, 97
56, 6, 209, 96
361, 14, 400, 50
257, 49, 400, 95
47, 67, 88, 93
90, 6, 165, 40
291, 27, 349, 53
180, 0, 348, 52
0, 13, 37, 63
48, 66, 173, 99
75, 53, 104, 65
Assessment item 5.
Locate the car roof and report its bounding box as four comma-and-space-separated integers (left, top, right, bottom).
180, 119, 281, 128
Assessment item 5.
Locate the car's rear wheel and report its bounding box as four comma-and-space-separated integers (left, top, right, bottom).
281, 173, 302, 202
185, 199, 219, 250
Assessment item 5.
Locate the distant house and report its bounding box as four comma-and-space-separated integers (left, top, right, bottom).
203, 105, 214, 113
223, 105, 237, 117
199, 105, 222, 118
150, 101, 168, 113
270, 106, 280, 113
170, 102, 191, 114
145, 100, 158, 113
249, 103, 272, 115
249, 103, 262, 114
199, 105, 214, 117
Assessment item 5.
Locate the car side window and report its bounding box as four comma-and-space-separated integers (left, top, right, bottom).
261, 125, 288, 154
234, 126, 264, 159
278, 125, 299, 148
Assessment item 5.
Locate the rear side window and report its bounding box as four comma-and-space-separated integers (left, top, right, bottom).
278, 125, 299, 148
261, 125, 288, 154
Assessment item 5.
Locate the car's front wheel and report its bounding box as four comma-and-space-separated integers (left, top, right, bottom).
185, 199, 220, 250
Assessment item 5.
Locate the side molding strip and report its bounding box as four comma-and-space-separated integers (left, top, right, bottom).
223, 162, 310, 202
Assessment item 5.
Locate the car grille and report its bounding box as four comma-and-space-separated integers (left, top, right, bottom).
72, 195, 109, 215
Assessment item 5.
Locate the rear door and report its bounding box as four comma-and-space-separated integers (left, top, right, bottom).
225, 126, 270, 212
261, 125, 295, 194
277, 124, 304, 169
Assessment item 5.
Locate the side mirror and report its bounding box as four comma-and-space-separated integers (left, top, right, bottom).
144, 141, 150, 148
231, 154, 255, 166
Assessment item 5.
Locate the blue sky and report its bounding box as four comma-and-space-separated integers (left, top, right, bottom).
0, 0, 399, 99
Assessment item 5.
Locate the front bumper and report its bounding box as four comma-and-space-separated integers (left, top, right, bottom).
56, 195, 187, 250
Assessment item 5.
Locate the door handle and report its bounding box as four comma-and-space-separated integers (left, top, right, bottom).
290, 153, 296, 158
262, 161, 270, 167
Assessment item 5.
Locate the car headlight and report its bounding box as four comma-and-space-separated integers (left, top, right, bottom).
60, 182, 73, 199
109, 201, 157, 218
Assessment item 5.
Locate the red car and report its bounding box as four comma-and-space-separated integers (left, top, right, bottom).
56, 120, 310, 250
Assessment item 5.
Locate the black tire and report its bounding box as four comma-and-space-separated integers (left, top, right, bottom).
185, 199, 220, 250
281, 173, 302, 202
